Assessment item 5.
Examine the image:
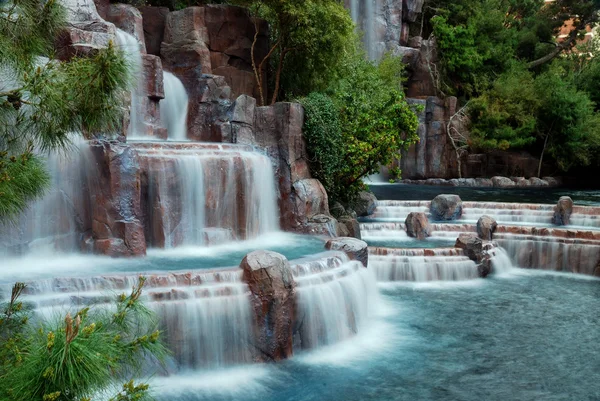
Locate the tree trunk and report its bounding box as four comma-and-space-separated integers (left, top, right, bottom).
538, 134, 549, 178
270, 49, 286, 105
527, 26, 582, 69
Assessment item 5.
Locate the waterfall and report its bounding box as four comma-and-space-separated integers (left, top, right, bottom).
151, 281, 254, 369
115, 29, 146, 139
490, 247, 513, 275
161, 71, 189, 141
0, 139, 95, 254
7, 268, 255, 369
292, 254, 378, 349
495, 234, 600, 275
136, 142, 279, 248
368, 247, 479, 281
349, 0, 377, 60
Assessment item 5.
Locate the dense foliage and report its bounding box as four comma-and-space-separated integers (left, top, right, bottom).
0, 0, 131, 221
418, 0, 600, 173
0, 278, 166, 401
230, 0, 355, 105
300, 52, 420, 204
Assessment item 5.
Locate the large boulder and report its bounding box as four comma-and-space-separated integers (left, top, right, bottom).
430, 194, 463, 221
325, 237, 369, 267
353, 191, 377, 217
337, 217, 361, 240
477, 215, 497, 240
455, 233, 483, 263
292, 179, 330, 221
405, 212, 432, 240
88, 140, 146, 257
241, 251, 296, 362
552, 196, 574, 226
491, 176, 516, 187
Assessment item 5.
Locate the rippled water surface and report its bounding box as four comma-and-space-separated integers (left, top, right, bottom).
152, 270, 600, 401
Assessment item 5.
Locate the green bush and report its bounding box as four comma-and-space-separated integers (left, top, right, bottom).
300, 51, 420, 205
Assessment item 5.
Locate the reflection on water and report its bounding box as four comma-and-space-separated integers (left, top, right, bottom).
370, 184, 600, 206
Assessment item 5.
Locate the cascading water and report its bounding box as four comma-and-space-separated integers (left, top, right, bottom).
291, 253, 378, 349
490, 247, 513, 275
6, 268, 255, 370
0, 138, 95, 254
349, 0, 377, 60
135, 142, 279, 248
369, 247, 479, 281
116, 29, 146, 139
161, 71, 189, 141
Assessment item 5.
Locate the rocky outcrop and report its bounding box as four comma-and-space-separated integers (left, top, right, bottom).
430, 194, 463, 221
87, 140, 146, 257
228, 98, 337, 234
552, 196, 574, 226
398, 96, 460, 179
353, 191, 377, 217
107, 4, 146, 51
160, 6, 268, 106
405, 212, 431, 239
202, 5, 269, 99
454, 233, 494, 277
325, 238, 369, 267
241, 251, 296, 362
491, 176, 516, 187
138, 6, 169, 56
56, 0, 116, 60
477, 215, 497, 240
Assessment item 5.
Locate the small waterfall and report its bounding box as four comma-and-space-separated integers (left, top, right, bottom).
348, 0, 377, 60
490, 247, 513, 275
116, 29, 146, 139
7, 269, 255, 369
368, 247, 479, 281
161, 71, 189, 141
150, 281, 253, 369
292, 253, 378, 349
0, 139, 95, 254
136, 142, 279, 248
496, 233, 600, 275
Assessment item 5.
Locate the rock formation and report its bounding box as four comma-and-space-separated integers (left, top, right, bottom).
405, 212, 431, 239
241, 251, 296, 362
552, 196, 574, 225
430, 194, 463, 221
477, 215, 498, 241
325, 237, 369, 267
353, 191, 378, 217
87, 140, 147, 257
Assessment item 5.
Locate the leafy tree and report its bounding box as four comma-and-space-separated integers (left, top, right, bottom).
300, 52, 420, 204
469, 64, 539, 151
231, 0, 355, 105
0, 278, 166, 401
0, 0, 130, 221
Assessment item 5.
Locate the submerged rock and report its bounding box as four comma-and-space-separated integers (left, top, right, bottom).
241, 250, 296, 362
325, 237, 369, 267
430, 194, 463, 221
405, 212, 432, 240
552, 196, 574, 226
477, 215, 498, 240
